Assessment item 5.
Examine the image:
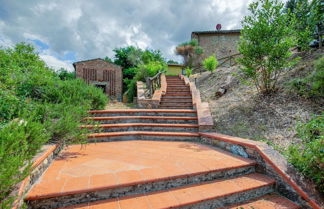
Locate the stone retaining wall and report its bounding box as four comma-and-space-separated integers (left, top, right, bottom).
200, 132, 323, 209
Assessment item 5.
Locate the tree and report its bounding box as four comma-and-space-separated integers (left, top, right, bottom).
103, 56, 113, 63
202, 55, 218, 72
237, 0, 296, 94
167, 60, 179, 64
175, 39, 204, 68
286, 0, 324, 50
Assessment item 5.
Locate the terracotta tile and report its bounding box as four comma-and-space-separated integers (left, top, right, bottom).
26, 179, 66, 200
119, 195, 150, 209
147, 191, 179, 208
62, 176, 90, 193
88, 199, 119, 209
139, 168, 170, 181
116, 170, 145, 186
89, 173, 117, 189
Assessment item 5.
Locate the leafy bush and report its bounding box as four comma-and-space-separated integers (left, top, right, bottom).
0, 119, 49, 208
237, 0, 296, 94
0, 43, 107, 208
290, 56, 324, 98
185, 68, 192, 77
56, 68, 76, 80
203, 55, 218, 72
286, 113, 324, 193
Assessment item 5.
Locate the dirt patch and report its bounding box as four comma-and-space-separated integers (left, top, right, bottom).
194, 49, 323, 148
105, 101, 136, 109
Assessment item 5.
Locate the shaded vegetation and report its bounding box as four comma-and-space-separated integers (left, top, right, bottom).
0, 43, 107, 208
286, 113, 324, 193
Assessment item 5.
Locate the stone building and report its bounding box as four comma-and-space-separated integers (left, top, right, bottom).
191, 30, 241, 66
73, 58, 122, 101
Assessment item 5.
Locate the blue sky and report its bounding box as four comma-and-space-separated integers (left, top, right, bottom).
0, 0, 284, 71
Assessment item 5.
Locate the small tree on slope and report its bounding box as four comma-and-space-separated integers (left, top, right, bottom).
237, 0, 297, 94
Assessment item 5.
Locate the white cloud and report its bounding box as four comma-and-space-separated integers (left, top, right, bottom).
0, 0, 278, 63
39, 54, 74, 71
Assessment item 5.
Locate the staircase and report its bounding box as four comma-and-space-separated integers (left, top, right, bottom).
24, 75, 302, 209
160, 76, 193, 109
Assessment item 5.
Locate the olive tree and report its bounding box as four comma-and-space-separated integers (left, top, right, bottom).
237, 0, 297, 94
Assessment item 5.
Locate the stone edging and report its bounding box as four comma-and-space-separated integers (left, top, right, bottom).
199, 132, 322, 209
179, 75, 214, 131
12, 144, 63, 209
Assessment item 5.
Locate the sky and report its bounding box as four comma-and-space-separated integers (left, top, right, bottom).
0, 0, 259, 71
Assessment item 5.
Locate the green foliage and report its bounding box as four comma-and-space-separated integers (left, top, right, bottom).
286, 0, 324, 51
103, 56, 113, 63
126, 61, 167, 102
56, 68, 75, 80
0, 43, 107, 208
237, 0, 297, 94
286, 113, 324, 193
0, 118, 49, 209
290, 56, 324, 98
113, 46, 166, 98
202, 55, 218, 72
176, 39, 204, 68
185, 68, 192, 77
167, 60, 179, 64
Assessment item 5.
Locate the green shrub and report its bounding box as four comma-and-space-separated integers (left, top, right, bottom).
237, 0, 296, 94
185, 68, 192, 77
0, 43, 107, 208
286, 113, 324, 193
203, 55, 218, 72
56, 68, 76, 80
290, 56, 324, 98
0, 119, 49, 208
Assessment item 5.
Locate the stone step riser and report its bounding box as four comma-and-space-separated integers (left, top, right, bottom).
90, 112, 197, 117
162, 95, 192, 98
26, 167, 256, 209
186, 185, 274, 209
91, 119, 198, 124
88, 134, 200, 142
161, 98, 193, 102
159, 106, 193, 109
160, 101, 192, 106
89, 126, 199, 133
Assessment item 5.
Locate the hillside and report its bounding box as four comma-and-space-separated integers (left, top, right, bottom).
194, 49, 323, 148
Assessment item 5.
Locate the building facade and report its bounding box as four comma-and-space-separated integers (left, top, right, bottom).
191, 30, 241, 66
167, 64, 184, 75
73, 58, 122, 101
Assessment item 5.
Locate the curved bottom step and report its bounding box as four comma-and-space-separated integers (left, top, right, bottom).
61, 173, 275, 209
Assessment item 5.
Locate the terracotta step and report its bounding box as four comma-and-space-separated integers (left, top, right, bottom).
160, 101, 192, 104
162, 97, 193, 100
227, 193, 301, 209
88, 109, 197, 117
60, 173, 275, 209
87, 131, 200, 142
159, 105, 193, 108
163, 93, 192, 97
81, 123, 199, 132
26, 141, 257, 208
85, 116, 198, 124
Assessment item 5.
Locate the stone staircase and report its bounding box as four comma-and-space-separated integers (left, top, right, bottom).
160, 76, 193, 109
24, 75, 302, 209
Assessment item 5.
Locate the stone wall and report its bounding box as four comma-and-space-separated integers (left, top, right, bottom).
74, 58, 122, 101
191, 31, 240, 67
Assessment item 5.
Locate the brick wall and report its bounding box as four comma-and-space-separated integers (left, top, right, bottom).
191, 31, 240, 67
74, 59, 122, 101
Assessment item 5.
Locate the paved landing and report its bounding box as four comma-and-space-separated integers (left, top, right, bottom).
26, 141, 254, 200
